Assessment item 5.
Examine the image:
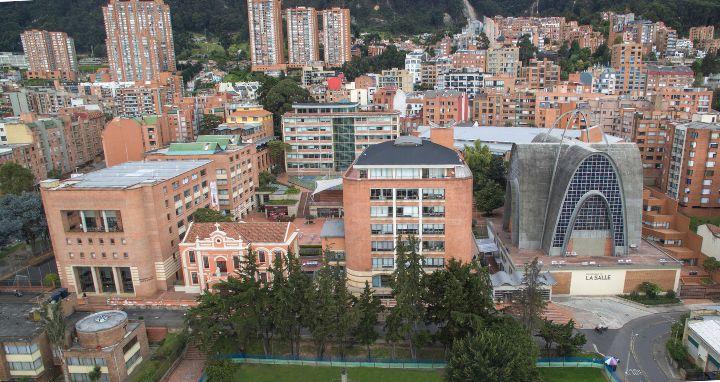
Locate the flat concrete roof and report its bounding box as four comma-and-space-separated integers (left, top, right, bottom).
75, 310, 127, 333
56, 160, 212, 189
417, 126, 624, 154
486, 214, 683, 271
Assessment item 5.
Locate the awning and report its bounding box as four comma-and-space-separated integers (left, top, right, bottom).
312, 178, 343, 196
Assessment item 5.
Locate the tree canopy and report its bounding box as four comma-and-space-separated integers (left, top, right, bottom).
192, 208, 234, 223
0, 192, 48, 251
259, 78, 312, 135
0, 162, 35, 195
446, 316, 541, 382
464, 141, 506, 215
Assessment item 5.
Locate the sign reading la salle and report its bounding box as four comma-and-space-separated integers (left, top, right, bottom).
585, 273, 612, 281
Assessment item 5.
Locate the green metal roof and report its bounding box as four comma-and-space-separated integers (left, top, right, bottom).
196, 135, 241, 150
134, 115, 160, 125
165, 142, 222, 155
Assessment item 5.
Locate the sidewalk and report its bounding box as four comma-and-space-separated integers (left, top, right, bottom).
164, 358, 205, 382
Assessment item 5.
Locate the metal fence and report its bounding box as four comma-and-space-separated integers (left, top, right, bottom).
219, 353, 446, 369
197, 355, 622, 381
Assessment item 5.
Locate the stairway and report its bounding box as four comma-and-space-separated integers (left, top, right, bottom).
184, 344, 207, 361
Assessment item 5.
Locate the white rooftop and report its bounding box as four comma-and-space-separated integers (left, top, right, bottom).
59, 160, 212, 189
688, 318, 720, 355
417, 125, 624, 155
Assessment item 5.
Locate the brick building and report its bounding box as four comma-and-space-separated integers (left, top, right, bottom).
41, 160, 217, 298
248, 0, 286, 72
340, 133, 475, 293
177, 222, 300, 293
662, 121, 720, 208
103, 0, 176, 82
321, 8, 352, 67
286, 7, 320, 67
421, 90, 469, 126
20, 30, 78, 81
63, 310, 150, 382
611, 42, 645, 95
282, 102, 399, 175
146, 135, 258, 218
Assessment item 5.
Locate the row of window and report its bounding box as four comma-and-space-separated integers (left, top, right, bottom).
8, 358, 43, 371
371, 241, 445, 252
370, 206, 445, 218
67, 357, 107, 366
370, 188, 445, 200
362, 168, 447, 180
370, 223, 445, 235
69, 252, 129, 260
4, 342, 39, 355
67, 237, 127, 246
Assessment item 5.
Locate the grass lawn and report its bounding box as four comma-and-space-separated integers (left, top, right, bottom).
231, 364, 607, 382
690, 215, 720, 232
233, 365, 443, 382
540, 367, 607, 382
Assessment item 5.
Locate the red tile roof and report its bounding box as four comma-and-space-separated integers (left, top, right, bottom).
184, 221, 296, 244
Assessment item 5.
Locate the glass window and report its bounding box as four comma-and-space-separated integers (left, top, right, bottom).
371, 257, 395, 268
371, 241, 394, 252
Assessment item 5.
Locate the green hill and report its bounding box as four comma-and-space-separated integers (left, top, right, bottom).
1, 0, 718, 56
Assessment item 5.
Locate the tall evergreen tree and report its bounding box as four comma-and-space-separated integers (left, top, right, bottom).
423, 260, 495, 352
273, 252, 310, 357
446, 316, 541, 382
355, 281, 382, 360
385, 236, 426, 360
514, 257, 548, 332
304, 257, 336, 359
331, 259, 358, 360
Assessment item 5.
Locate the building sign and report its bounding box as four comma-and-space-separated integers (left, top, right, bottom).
569, 269, 627, 295
585, 272, 613, 281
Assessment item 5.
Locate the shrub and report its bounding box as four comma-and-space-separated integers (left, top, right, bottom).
666, 289, 677, 299
639, 282, 661, 298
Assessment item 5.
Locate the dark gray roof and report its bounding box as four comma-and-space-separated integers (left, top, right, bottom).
320, 219, 345, 238
354, 138, 463, 166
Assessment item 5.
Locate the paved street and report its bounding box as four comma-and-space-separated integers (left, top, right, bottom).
581, 311, 686, 382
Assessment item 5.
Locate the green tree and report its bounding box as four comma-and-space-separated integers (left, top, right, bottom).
518, 34, 537, 65
446, 316, 541, 382
423, 260, 495, 352
354, 281, 382, 359
474, 179, 505, 215
591, 44, 611, 66
704, 257, 720, 274
47, 167, 63, 180
186, 291, 232, 355
258, 171, 276, 189
386, 236, 426, 360
304, 256, 336, 359
87, 366, 102, 382
267, 140, 291, 171
272, 252, 311, 357
537, 319, 586, 356
639, 281, 661, 298
42, 302, 69, 382
513, 257, 547, 332
464, 141, 506, 215
555, 320, 586, 356
331, 257, 358, 360
192, 208, 233, 223
478, 32, 490, 50
44, 273, 60, 288
0, 162, 35, 195
259, 78, 312, 135
199, 114, 224, 135
0, 193, 49, 252
205, 360, 239, 382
